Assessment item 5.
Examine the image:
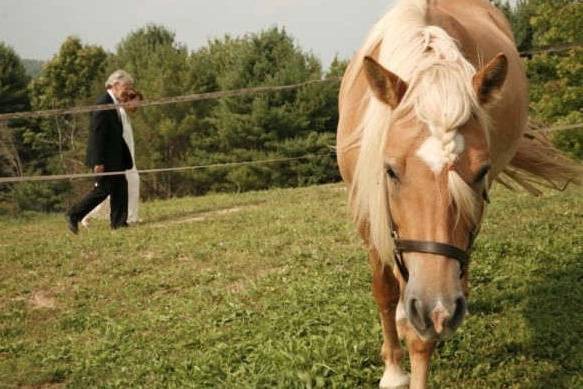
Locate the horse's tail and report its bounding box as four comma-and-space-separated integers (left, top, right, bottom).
496, 123, 583, 196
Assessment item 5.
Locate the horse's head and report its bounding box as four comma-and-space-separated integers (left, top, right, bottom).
360, 52, 507, 340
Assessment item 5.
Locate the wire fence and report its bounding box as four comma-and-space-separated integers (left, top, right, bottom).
0, 153, 336, 184
0, 78, 341, 123
1, 122, 579, 185
0, 43, 580, 123
518, 42, 583, 57
0, 42, 581, 186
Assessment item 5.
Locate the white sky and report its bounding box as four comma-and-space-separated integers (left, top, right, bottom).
0, 0, 395, 67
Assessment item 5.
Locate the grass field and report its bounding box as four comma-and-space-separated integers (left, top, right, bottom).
0, 183, 581, 388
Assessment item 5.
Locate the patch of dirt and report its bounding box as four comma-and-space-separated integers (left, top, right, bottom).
29, 290, 56, 309
150, 205, 257, 228
226, 266, 287, 294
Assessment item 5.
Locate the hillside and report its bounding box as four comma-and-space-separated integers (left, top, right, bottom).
0, 184, 581, 387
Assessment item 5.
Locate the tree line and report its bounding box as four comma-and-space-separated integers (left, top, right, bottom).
0, 0, 580, 214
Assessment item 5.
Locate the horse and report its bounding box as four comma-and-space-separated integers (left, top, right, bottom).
336, 0, 581, 387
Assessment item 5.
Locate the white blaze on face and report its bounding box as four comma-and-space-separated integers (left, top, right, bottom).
416, 133, 465, 173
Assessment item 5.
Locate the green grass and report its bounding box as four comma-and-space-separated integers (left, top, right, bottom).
0, 184, 581, 388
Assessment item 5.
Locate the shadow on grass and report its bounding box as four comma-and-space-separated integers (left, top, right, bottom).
439, 232, 581, 387
520, 252, 582, 388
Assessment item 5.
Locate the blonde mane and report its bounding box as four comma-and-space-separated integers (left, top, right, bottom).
342, 0, 488, 264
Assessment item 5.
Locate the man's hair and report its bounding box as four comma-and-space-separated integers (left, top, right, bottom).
105, 70, 134, 89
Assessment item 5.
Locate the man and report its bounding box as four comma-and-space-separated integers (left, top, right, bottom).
66, 70, 135, 234
80, 89, 143, 227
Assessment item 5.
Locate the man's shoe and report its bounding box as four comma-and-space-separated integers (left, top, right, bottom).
111, 222, 129, 230
66, 214, 79, 235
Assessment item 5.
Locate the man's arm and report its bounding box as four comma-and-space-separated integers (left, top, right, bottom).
91, 109, 108, 172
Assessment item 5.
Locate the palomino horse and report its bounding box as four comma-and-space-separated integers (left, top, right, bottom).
336, 0, 581, 387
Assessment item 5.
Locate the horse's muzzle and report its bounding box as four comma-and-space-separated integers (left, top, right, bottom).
405, 294, 467, 339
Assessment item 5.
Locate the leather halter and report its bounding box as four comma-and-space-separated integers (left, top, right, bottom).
387, 194, 483, 282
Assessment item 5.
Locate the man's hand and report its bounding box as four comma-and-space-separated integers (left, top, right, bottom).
94, 165, 105, 174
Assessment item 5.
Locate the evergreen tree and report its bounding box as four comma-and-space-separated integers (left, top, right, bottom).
0, 42, 29, 177
109, 25, 197, 197
7, 37, 108, 213
202, 27, 339, 193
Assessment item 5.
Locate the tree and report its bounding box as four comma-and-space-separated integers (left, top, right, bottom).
3, 37, 108, 213
0, 42, 29, 177
4, 25, 346, 212
27, 36, 108, 172
0, 43, 75, 214
108, 25, 197, 198
21, 59, 44, 78
525, 0, 583, 158
202, 27, 339, 192
493, 0, 582, 159
109, 26, 341, 197
491, 0, 534, 52
0, 42, 29, 114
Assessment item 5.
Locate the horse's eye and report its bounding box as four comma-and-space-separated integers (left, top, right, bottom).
386, 167, 399, 181
473, 164, 491, 184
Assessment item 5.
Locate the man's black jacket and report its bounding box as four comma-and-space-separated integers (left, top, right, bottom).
85, 92, 133, 172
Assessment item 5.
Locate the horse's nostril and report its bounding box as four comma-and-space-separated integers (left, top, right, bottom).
450, 296, 467, 328
407, 298, 427, 331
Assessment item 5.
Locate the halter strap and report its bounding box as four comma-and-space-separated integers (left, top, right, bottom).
392, 239, 472, 281
387, 193, 483, 282
396, 240, 469, 265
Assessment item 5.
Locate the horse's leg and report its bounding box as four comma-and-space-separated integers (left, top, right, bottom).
399, 321, 436, 389
369, 249, 410, 388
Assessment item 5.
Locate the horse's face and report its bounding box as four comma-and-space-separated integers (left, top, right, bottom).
363, 54, 507, 340
386, 114, 490, 340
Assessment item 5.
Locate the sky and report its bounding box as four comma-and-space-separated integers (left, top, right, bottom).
0, 0, 396, 67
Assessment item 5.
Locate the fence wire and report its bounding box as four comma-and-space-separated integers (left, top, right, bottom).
0, 42, 581, 185
0, 78, 341, 122
0, 152, 336, 184
0, 43, 581, 123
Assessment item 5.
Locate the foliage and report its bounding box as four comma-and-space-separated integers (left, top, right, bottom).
108, 25, 340, 198
0, 184, 581, 387
0, 42, 29, 178
491, 0, 534, 51
0, 42, 29, 114
4, 1, 580, 211
3, 37, 109, 212
107, 25, 195, 198
7, 181, 70, 213
21, 59, 44, 78
25, 37, 108, 165
29, 37, 108, 110
495, 0, 583, 158
0, 43, 31, 213
526, 0, 583, 159
201, 27, 340, 193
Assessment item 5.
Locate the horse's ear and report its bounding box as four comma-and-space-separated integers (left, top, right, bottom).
473, 53, 508, 105
363, 56, 408, 109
